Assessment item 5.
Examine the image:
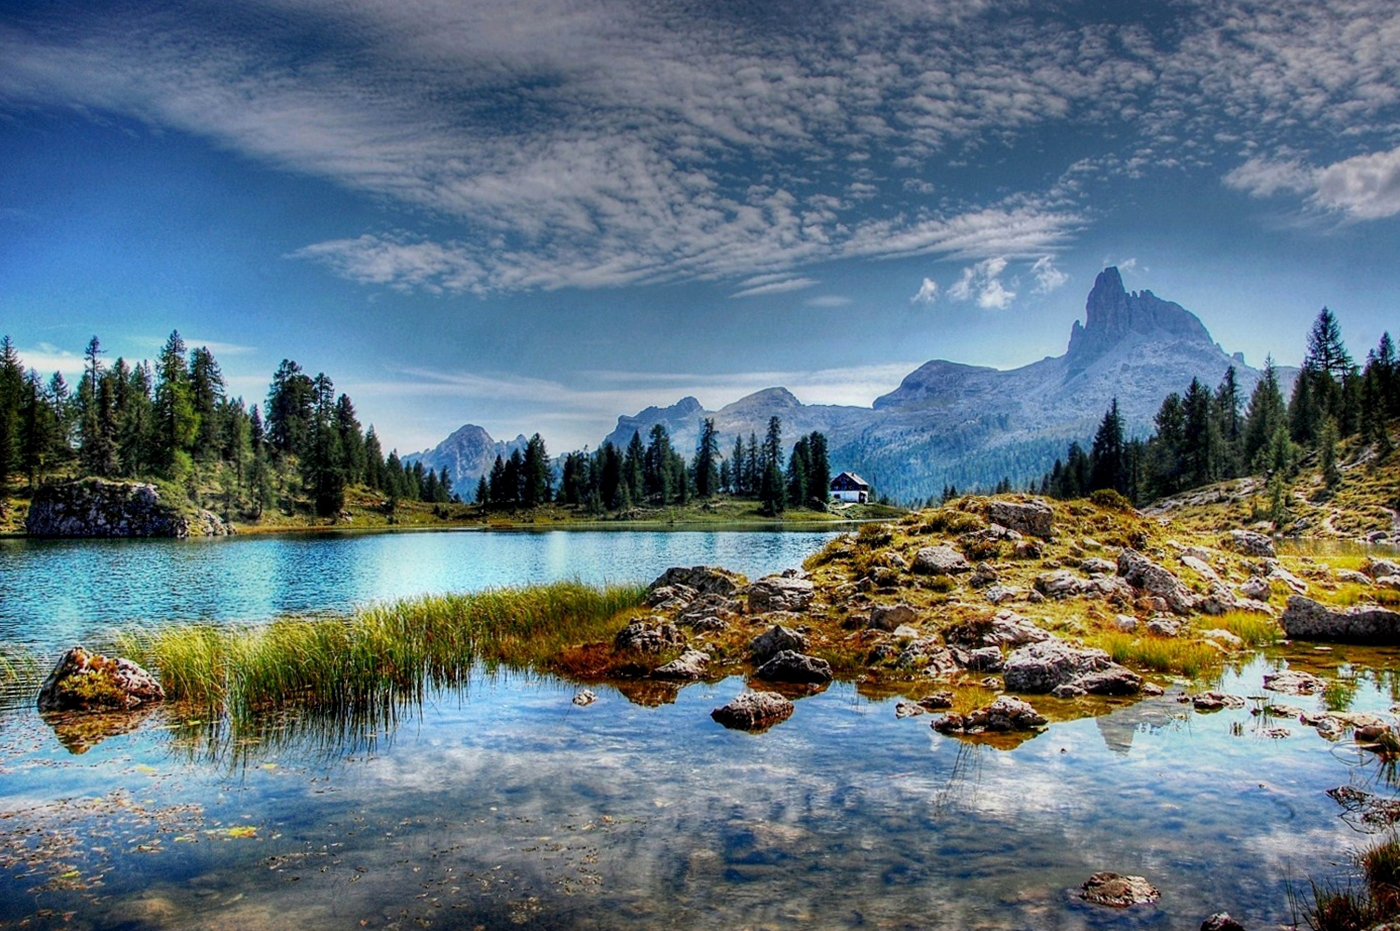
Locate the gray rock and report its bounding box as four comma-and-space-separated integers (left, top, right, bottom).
1201, 628, 1245, 650
1200, 911, 1247, 931
933, 695, 1047, 734
1079, 872, 1160, 908
1263, 669, 1327, 695
988, 498, 1055, 539
1199, 582, 1276, 617
912, 545, 971, 575
1222, 529, 1276, 558
37, 646, 165, 712
894, 701, 925, 718
644, 584, 697, 611
1336, 568, 1374, 586
1191, 691, 1246, 711
1280, 595, 1400, 644
984, 610, 1051, 647
890, 624, 920, 639
919, 692, 954, 710
1003, 639, 1141, 696
1056, 666, 1143, 698
1238, 575, 1272, 600
25, 478, 227, 538
960, 646, 1005, 673
572, 689, 597, 706
745, 576, 815, 614
749, 625, 809, 663
653, 649, 710, 680
614, 619, 686, 653
711, 691, 794, 730
676, 593, 740, 626
1080, 556, 1118, 576
1364, 557, 1400, 580
649, 566, 744, 598
1035, 570, 1090, 599
1146, 617, 1182, 638
1180, 554, 1219, 582
755, 650, 833, 684
895, 639, 959, 676
867, 603, 919, 632
984, 584, 1024, 604
1118, 549, 1198, 614
1114, 614, 1139, 632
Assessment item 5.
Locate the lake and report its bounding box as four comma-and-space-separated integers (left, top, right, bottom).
2, 529, 1398, 929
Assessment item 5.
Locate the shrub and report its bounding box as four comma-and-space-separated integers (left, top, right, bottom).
1089, 489, 1135, 511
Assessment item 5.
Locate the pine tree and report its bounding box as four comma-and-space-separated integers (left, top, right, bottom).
304, 373, 346, 516
154, 331, 198, 479
730, 435, 745, 496
265, 359, 314, 458
693, 418, 720, 498
786, 435, 809, 508
1213, 366, 1244, 478
807, 431, 831, 510
1089, 399, 1125, 494
1182, 378, 1217, 488
644, 424, 674, 502
189, 346, 225, 461
0, 337, 25, 489
1243, 356, 1286, 471
523, 433, 551, 506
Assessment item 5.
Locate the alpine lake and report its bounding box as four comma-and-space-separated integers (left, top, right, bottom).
2, 528, 1400, 930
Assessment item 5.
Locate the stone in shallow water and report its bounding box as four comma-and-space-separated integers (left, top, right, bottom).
710, 691, 794, 730
37, 646, 165, 712
571, 689, 597, 706
755, 650, 832, 684
1079, 871, 1160, 907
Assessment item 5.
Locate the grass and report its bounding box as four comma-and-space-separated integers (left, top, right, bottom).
0, 645, 41, 713
1304, 835, 1400, 931
1087, 630, 1222, 679
1215, 610, 1284, 647
113, 581, 647, 723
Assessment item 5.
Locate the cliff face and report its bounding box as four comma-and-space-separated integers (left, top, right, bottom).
24, 478, 229, 538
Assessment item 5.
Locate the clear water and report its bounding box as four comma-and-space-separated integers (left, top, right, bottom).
3, 532, 1400, 929
0, 529, 840, 650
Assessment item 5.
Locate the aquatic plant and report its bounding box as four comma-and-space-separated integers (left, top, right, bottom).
0, 646, 41, 713
1303, 834, 1400, 931
114, 581, 647, 723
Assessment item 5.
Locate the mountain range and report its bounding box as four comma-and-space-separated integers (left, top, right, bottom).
413, 268, 1271, 501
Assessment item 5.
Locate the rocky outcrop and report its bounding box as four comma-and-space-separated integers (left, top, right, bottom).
653, 649, 710, 680
755, 650, 832, 684
867, 603, 918, 632
1280, 595, 1400, 643
25, 478, 228, 538
1221, 530, 1275, 558
649, 566, 744, 599
711, 691, 794, 730
750, 625, 808, 663
744, 576, 815, 614
988, 498, 1054, 539
614, 619, 686, 653
1002, 639, 1142, 697
1117, 549, 1197, 614
933, 696, 1047, 735
37, 646, 165, 712
1079, 871, 1161, 908
912, 545, 971, 575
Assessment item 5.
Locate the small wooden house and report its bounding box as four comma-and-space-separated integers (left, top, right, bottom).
830, 471, 871, 503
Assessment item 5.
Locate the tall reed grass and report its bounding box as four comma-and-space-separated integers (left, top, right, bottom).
1088, 631, 1221, 679
114, 581, 646, 723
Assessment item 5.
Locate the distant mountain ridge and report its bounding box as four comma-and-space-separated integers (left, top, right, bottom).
423, 268, 1273, 501
404, 424, 527, 494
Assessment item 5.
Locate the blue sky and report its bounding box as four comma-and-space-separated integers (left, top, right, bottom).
2, 0, 1399, 455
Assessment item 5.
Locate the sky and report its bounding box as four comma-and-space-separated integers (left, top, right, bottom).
2, 0, 1399, 456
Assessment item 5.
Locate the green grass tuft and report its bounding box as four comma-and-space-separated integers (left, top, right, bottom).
1088, 631, 1221, 679
1216, 611, 1283, 647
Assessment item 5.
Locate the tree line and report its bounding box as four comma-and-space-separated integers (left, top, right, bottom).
1037, 309, 1398, 515
0, 331, 452, 519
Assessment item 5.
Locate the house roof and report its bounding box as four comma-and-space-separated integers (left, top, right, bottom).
830, 471, 869, 489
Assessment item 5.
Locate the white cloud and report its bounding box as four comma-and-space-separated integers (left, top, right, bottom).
1223, 156, 1316, 198
1030, 256, 1068, 295
948, 257, 1015, 310
805, 295, 852, 308
729, 276, 819, 298
910, 277, 939, 305
1311, 146, 1400, 220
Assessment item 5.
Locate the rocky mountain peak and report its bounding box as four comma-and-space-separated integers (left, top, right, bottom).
1067, 267, 1213, 368
720, 387, 802, 414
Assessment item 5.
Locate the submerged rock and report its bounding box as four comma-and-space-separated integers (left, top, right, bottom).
1262, 669, 1327, 695
1280, 595, 1400, 643
572, 689, 597, 706
711, 691, 794, 730
1079, 871, 1160, 908
37, 646, 165, 712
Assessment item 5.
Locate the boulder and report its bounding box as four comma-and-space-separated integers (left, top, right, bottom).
1336, 568, 1373, 586
1080, 872, 1160, 908
1191, 691, 1246, 711
933, 696, 1047, 735
25, 478, 227, 538
614, 619, 686, 653
983, 584, 1024, 604
755, 650, 833, 684
867, 603, 918, 632
1201, 628, 1245, 651
1198, 583, 1275, 617
1262, 669, 1327, 695
572, 689, 597, 706
744, 576, 815, 614
1222, 529, 1276, 558
1002, 639, 1142, 696
1114, 614, 1139, 632
644, 584, 697, 611
37, 646, 165, 712
1117, 549, 1198, 614
648, 566, 744, 598
894, 701, 925, 718
983, 610, 1051, 647
749, 625, 809, 663
711, 691, 794, 730
912, 545, 971, 575
958, 646, 1005, 673
653, 650, 710, 680
1180, 555, 1219, 582
1035, 570, 1090, 599
1364, 557, 1400, 580
1080, 556, 1118, 576
1280, 595, 1400, 644
676, 593, 740, 626
1238, 576, 1272, 601
988, 498, 1055, 539
895, 639, 959, 676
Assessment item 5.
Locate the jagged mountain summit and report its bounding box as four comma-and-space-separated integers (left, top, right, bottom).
404, 424, 528, 493
422, 268, 1261, 502
593, 267, 1259, 500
